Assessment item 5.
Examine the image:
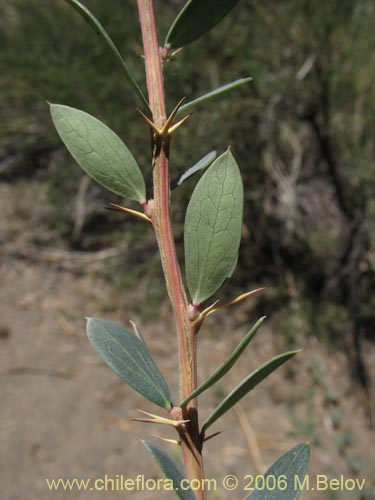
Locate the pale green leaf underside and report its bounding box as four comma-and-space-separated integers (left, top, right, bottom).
245, 443, 310, 500
50, 104, 146, 202
201, 350, 299, 435
87, 318, 172, 409
176, 78, 252, 118
184, 150, 243, 304
165, 0, 241, 48
63, 0, 148, 108
171, 150, 217, 190
142, 441, 196, 500
181, 317, 266, 408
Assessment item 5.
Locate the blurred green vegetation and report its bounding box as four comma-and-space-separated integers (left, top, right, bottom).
0, 0, 373, 388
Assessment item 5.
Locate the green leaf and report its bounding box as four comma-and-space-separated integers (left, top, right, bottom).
184, 150, 243, 304
176, 78, 252, 118
181, 317, 266, 408
201, 350, 300, 435
63, 0, 148, 108
165, 0, 241, 48
87, 318, 172, 409
245, 443, 310, 500
50, 104, 146, 203
226, 252, 239, 280
142, 440, 196, 500
171, 151, 217, 190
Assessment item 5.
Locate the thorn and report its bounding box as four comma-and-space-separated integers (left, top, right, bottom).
203, 431, 222, 442
151, 434, 180, 446
195, 300, 220, 323
129, 320, 138, 334
218, 287, 265, 310
132, 417, 157, 424
136, 108, 161, 135
137, 99, 190, 139
132, 409, 189, 428
129, 320, 145, 343
207, 288, 264, 318
160, 46, 183, 64
167, 113, 192, 135
107, 203, 152, 224
194, 288, 264, 327
161, 97, 186, 135
170, 47, 183, 59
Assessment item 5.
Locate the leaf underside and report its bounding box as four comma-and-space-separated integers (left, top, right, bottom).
166, 0, 241, 48
201, 350, 299, 435
50, 104, 146, 202
245, 443, 310, 500
142, 440, 196, 500
171, 150, 217, 189
184, 150, 243, 304
176, 78, 252, 118
87, 318, 172, 409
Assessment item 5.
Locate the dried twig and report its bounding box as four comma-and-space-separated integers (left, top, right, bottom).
234, 403, 265, 474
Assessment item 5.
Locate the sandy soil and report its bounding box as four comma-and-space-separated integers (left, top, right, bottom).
1, 179, 374, 500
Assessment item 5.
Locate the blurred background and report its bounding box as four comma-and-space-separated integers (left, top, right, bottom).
0, 0, 374, 499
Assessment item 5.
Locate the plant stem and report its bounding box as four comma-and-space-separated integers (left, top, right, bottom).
137, 1, 206, 496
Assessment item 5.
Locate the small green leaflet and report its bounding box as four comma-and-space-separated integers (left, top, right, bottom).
165, 0, 241, 48
87, 318, 172, 409
201, 350, 300, 435
142, 441, 196, 500
176, 78, 252, 119
50, 104, 146, 203
171, 151, 217, 190
184, 150, 243, 304
181, 317, 266, 408
63, 0, 148, 108
245, 443, 310, 500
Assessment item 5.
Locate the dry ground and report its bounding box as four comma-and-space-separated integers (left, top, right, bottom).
1, 179, 374, 500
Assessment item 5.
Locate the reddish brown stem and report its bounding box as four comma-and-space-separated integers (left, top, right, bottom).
136, 1, 206, 497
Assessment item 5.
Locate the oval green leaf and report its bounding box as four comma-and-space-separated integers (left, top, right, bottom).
50, 104, 146, 202
181, 317, 266, 408
245, 443, 310, 500
184, 150, 243, 304
201, 350, 300, 436
165, 0, 241, 48
87, 318, 172, 409
142, 440, 196, 500
63, 0, 148, 108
